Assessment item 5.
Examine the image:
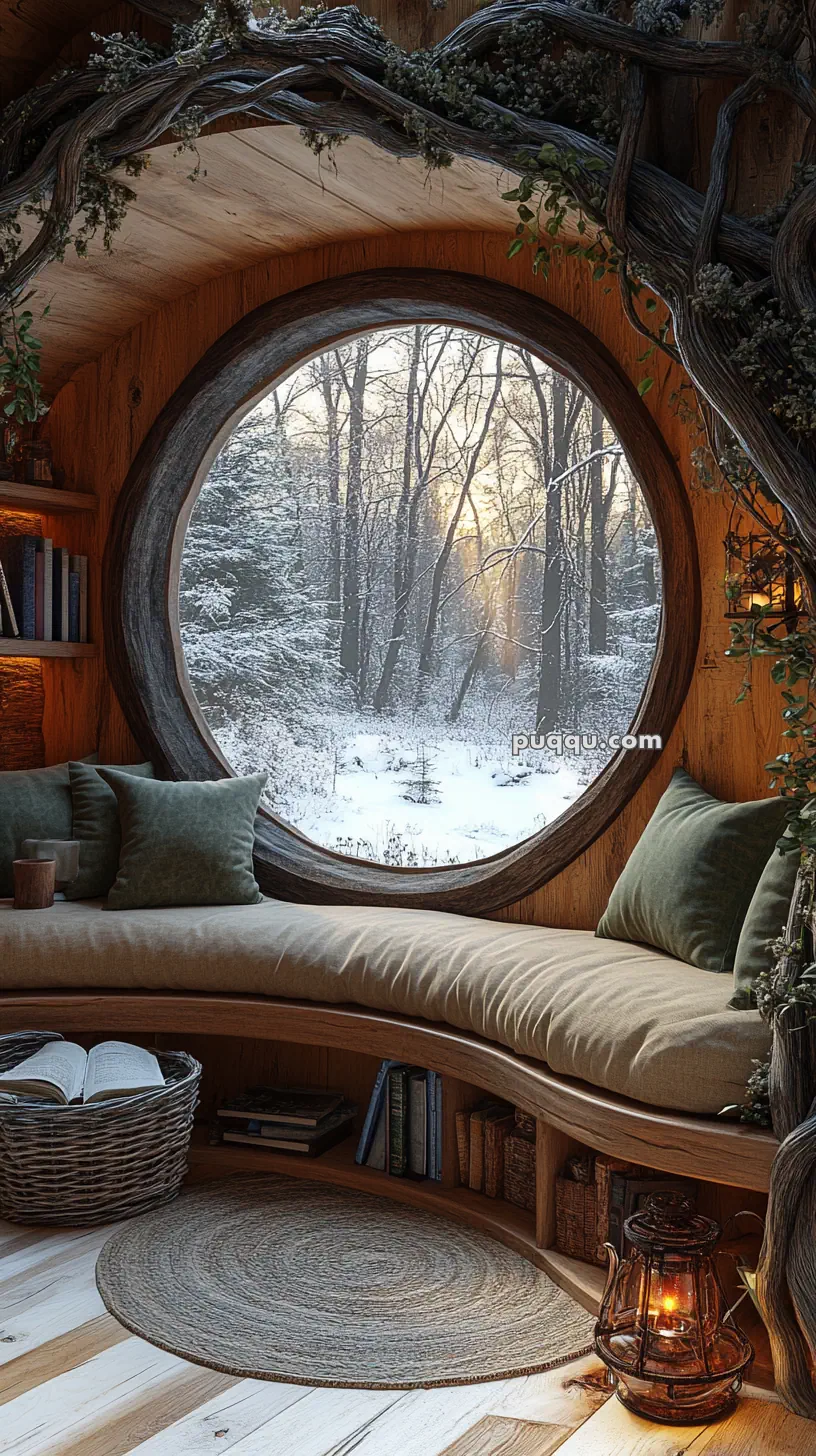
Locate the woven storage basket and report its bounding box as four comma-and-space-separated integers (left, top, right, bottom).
0, 1031, 201, 1225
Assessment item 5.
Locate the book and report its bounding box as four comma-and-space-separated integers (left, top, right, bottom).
594, 1155, 643, 1262
0, 557, 19, 636
468, 1101, 508, 1193
217, 1088, 344, 1127
68, 567, 80, 642
0, 1040, 164, 1105
408, 1069, 427, 1177
52, 546, 70, 642
0, 534, 38, 638
223, 1102, 356, 1157
365, 1098, 388, 1171
70, 553, 88, 642
387, 1063, 412, 1177
36, 537, 52, 640
355, 1058, 401, 1164
484, 1108, 515, 1198
433, 1073, 443, 1181
455, 1108, 471, 1186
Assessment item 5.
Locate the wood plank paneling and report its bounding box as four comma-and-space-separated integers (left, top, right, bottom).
1, 225, 781, 927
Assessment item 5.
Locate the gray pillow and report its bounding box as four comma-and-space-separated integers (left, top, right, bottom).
731, 830, 801, 1008
596, 768, 790, 973
97, 770, 267, 910
0, 755, 97, 897
65, 760, 155, 900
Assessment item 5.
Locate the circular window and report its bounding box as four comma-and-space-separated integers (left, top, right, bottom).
180, 326, 662, 870
106, 271, 700, 911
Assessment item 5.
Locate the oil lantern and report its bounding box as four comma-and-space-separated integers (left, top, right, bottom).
594, 1192, 753, 1424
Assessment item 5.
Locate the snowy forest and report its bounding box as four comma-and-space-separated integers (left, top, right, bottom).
179, 326, 661, 866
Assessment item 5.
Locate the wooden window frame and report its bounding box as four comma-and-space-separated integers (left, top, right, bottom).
105, 269, 700, 912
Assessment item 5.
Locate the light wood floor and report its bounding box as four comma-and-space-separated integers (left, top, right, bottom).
1, 1216, 812, 1456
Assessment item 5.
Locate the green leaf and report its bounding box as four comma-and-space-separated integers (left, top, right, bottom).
638, 377, 654, 397
506, 238, 524, 259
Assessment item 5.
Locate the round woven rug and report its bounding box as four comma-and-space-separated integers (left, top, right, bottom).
95, 1175, 596, 1388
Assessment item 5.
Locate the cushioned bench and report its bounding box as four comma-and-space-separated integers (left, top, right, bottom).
0, 896, 770, 1117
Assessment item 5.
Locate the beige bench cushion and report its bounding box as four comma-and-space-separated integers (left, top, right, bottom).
0, 897, 770, 1116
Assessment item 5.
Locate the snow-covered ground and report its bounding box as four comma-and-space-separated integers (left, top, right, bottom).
302, 730, 582, 863
220, 713, 590, 865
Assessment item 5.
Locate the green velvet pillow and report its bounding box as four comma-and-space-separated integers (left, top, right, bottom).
0, 755, 97, 898
65, 760, 156, 900
596, 768, 790, 973
97, 770, 267, 910
730, 830, 801, 1008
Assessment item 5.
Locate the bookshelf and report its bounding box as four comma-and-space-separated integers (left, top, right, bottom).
0, 482, 98, 515
0, 485, 96, 653
0, 639, 98, 658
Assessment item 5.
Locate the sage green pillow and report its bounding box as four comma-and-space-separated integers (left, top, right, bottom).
97, 770, 266, 910
730, 830, 800, 1008
596, 768, 790, 973
0, 755, 97, 897
65, 760, 155, 900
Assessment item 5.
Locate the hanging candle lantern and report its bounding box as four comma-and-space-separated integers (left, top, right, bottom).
594, 1192, 753, 1425
724, 504, 804, 620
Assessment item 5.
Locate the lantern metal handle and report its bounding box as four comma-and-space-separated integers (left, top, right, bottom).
599, 1240, 620, 1316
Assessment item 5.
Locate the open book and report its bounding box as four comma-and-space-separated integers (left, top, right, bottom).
0, 1040, 165, 1104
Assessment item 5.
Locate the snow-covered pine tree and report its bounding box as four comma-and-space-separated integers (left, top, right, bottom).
179, 414, 337, 728
401, 744, 441, 805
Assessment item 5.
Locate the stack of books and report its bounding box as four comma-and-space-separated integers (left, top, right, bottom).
456, 1102, 535, 1208
0, 534, 89, 643
555, 1152, 699, 1265
355, 1061, 442, 1180
215, 1087, 357, 1158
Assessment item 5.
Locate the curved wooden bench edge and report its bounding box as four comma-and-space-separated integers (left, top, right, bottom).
0, 989, 776, 1192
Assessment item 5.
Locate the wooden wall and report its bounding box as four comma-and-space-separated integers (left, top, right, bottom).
5, 228, 782, 927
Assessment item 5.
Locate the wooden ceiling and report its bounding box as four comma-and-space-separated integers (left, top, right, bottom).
1, 1, 518, 395
30, 128, 513, 394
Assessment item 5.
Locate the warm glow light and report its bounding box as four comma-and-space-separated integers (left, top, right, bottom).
662, 1295, 678, 1314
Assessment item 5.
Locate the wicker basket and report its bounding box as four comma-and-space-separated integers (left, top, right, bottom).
0, 1031, 201, 1225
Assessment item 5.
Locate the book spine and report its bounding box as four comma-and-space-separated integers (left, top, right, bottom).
364, 1101, 387, 1171
434, 1075, 443, 1181
426, 1071, 436, 1183
455, 1109, 470, 1186
0, 558, 18, 636
388, 1066, 409, 1177
355, 1058, 394, 1165
7, 536, 38, 639
468, 1110, 485, 1193
70, 554, 86, 643
22, 537, 36, 639
79, 555, 88, 642
408, 1071, 427, 1178
51, 547, 70, 642
594, 1157, 641, 1263
37, 538, 52, 640
34, 551, 44, 639
68, 569, 80, 642
484, 1115, 514, 1199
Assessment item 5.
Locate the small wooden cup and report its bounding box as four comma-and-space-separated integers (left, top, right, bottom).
13, 858, 56, 910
